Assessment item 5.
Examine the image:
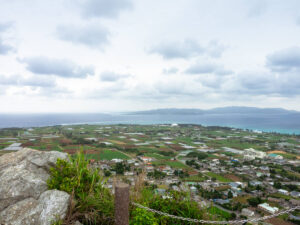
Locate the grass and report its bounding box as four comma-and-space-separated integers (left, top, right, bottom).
208, 206, 232, 220
269, 193, 296, 201
183, 175, 206, 182
85, 149, 130, 160
206, 139, 267, 151
232, 195, 251, 204
205, 172, 233, 182
165, 161, 189, 169
144, 153, 172, 160
151, 160, 189, 169
277, 153, 297, 159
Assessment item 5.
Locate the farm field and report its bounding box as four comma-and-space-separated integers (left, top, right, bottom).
205, 172, 233, 182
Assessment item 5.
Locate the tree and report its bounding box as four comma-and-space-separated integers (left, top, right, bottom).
274, 181, 282, 189
228, 190, 233, 199
230, 213, 236, 219
247, 197, 262, 207
115, 162, 125, 175
104, 170, 111, 177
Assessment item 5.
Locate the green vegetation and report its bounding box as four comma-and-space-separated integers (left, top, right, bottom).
144, 153, 172, 160
165, 161, 190, 169
247, 197, 263, 207
205, 172, 233, 182
47, 150, 114, 224
132, 188, 205, 225
183, 175, 206, 182
208, 206, 235, 220
85, 149, 130, 160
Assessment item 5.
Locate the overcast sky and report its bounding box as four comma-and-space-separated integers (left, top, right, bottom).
1, 0, 300, 113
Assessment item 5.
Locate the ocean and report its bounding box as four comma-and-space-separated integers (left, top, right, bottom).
0, 113, 300, 135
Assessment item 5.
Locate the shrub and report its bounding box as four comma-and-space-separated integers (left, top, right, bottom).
132, 188, 205, 225
47, 150, 114, 225
130, 208, 158, 225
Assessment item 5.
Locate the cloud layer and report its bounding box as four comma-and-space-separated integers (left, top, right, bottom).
56, 24, 110, 49
80, 0, 133, 19
100, 71, 131, 82
150, 39, 225, 59
266, 47, 300, 72
0, 22, 14, 55
1, 1, 300, 112
20, 57, 94, 78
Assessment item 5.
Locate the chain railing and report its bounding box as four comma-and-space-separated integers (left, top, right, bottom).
132, 202, 300, 224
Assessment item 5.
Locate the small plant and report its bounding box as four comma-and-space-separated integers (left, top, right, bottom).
130, 207, 158, 225
47, 149, 114, 225
132, 188, 205, 225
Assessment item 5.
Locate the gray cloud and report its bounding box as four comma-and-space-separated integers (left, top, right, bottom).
150, 39, 204, 59
20, 57, 94, 78
0, 74, 56, 87
56, 24, 110, 49
0, 22, 14, 55
247, 0, 267, 18
0, 38, 13, 54
226, 70, 300, 97
266, 47, 300, 72
0, 22, 13, 32
100, 71, 130, 82
80, 0, 133, 19
163, 67, 178, 74
206, 41, 226, 58
150, 39, 225, 59
297, 17, 300, 26
185, 62, 232, 75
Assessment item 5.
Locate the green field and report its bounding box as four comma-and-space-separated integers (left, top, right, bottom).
151, 160, 189, 169
205, 172, 233, 182
277, 153, 297, 160
165, 160, 189, 169
144, 153, 172, 160
208, 206, 232, 220
183, 175, 206, 182
86, 149, 130, 160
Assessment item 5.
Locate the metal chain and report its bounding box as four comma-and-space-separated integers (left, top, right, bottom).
132, 202, 300, 224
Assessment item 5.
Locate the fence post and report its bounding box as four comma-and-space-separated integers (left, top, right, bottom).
115, 182, 129, 225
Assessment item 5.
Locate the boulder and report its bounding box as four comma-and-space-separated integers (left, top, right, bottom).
0, 148, 70, 225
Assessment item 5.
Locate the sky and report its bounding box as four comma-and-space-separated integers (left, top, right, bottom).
0, 0, 300, 113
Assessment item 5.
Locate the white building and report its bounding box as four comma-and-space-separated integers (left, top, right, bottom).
258, 203, 279, 214
111, 159, 123, 163
244, 148, 266, 159
139, 156, 154, 163
278, 189, 289, 195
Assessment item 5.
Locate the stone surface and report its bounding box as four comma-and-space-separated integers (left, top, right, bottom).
0, 148, 70, 225
39, 190, 70, 225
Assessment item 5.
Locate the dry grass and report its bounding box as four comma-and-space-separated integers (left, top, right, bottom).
267, 150, 286, 154
131, 170, 146, 202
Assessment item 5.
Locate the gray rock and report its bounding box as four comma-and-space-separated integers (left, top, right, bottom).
0, 190, 70, 225
0, 198, 41, 225
39, 190, 70, 225
0, 148, 70, 225
0, 163, 49, 211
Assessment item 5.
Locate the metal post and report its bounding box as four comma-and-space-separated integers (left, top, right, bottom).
115, 183, 129, 225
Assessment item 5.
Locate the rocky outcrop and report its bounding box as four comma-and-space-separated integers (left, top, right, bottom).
0, 148, 70, 225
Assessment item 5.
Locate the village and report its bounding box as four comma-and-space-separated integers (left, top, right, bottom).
0, 124, 299, 224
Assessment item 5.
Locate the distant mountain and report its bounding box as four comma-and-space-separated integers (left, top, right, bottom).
129, 108, 205, 115
129, 106, 299, 115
